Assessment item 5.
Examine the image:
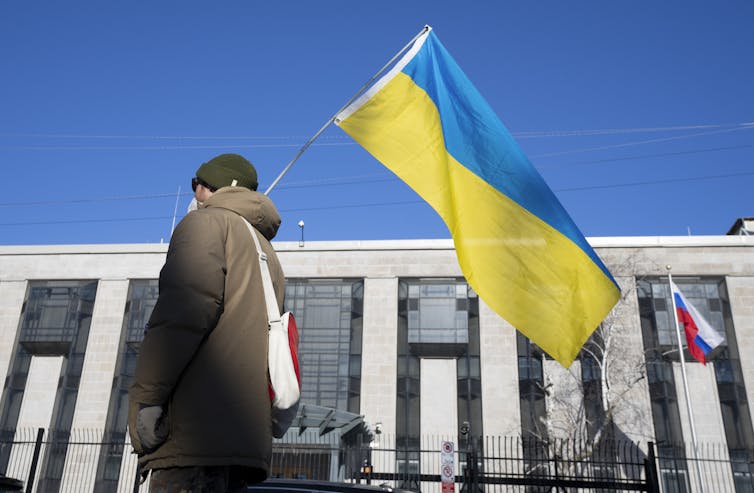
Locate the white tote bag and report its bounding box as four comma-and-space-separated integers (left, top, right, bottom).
243, 218, 301, 438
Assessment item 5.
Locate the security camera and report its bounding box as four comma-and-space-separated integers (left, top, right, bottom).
460, 421, 470, 436
374, 422, 382, 435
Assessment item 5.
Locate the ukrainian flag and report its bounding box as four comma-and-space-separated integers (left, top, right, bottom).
335, 27, 620, 366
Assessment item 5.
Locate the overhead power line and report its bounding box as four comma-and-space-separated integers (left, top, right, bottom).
0, 139, 751, 209
1, 122, 751, 141
516, 122, 753, 139
0, 133, 351, 141
1, 122, 752, 151
536, 144, 753, 169
3, 170, 753, 228
531, 125, 754, 159
1, 143, 355, 151
0, 174, 394, 208
556, 170, 754, 192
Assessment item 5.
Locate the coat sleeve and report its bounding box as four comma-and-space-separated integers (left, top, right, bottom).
128, 212, 227, 435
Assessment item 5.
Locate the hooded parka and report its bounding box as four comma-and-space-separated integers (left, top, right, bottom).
128, 187, 284, 480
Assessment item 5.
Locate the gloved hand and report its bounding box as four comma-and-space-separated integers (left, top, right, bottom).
136, 405, 169, 452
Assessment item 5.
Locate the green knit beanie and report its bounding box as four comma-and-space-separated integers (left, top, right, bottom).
196, 154, 258, 191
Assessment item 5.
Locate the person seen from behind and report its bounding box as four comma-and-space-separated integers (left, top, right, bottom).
128, 153, 285, 492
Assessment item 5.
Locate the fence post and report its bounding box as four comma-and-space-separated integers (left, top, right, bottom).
133, 464, 144, 493
645, 441, 660, 493
25, 428, 44, 493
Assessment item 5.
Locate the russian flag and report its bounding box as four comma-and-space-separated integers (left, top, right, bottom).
670, 281, 725, 364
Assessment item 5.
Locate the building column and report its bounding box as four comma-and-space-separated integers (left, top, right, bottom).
58, 280, 129, 493
0, 281, 27, 390
70, 279, 130, 429
360, 277, 398, 435
604, 276, 654, 445
478, 299, 520, 436
727, 276, 754, 426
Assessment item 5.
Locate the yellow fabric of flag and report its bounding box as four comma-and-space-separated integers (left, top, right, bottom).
335, 28, 620, 366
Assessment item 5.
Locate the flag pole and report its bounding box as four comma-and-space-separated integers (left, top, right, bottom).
666, 266, 706, 493
170, 185, 181, 235
264, 25, 431, 196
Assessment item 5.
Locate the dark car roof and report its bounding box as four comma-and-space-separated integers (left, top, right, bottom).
248, 479, 415, 493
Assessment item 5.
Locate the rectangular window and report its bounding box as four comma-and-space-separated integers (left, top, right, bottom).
407, 284, 469, 346
517, 332, 548, 476
638, 277, 754, 492
0, 280, 97, 492
284, 279, 363, 413
397, 279, 480, 490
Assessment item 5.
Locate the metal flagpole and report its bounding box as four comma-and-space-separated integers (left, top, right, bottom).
170, 185, 181, 235
666, 266, 706, 493
263, 25, 432, 196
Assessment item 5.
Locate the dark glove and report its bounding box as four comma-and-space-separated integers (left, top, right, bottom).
136, 405, 169, 452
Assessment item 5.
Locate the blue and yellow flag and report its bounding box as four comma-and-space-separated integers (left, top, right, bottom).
335, 27, 620, 366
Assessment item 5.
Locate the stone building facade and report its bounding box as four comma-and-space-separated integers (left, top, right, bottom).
0, 233, 752, 490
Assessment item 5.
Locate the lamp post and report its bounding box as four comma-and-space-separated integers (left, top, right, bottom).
298, 220, 305, 247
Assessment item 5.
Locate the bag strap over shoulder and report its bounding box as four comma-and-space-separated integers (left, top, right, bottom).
241, 218, 282, 326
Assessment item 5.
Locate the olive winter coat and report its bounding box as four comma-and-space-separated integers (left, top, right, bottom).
128, 187, 284, 480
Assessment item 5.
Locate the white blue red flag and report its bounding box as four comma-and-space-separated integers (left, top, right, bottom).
670, 281, 725, 364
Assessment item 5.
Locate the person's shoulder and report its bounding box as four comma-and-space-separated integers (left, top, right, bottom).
172, 208, 229, 239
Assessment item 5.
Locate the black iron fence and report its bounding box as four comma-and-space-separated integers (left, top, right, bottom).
1, 429, 753, 492
343, 434, 657, 492
0, 428, 143, 493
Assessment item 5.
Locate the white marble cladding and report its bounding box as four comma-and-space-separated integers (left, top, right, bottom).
544, 359, 584, 440
478, 299, 520, 436
420, 358, 458, 436
2, 236, 753, 282
0, 281, 27, 389
605, 276, 654, 447
71, 280, 129, 429
728, 276, 754, 417
360, 277, 399, 435
15, 356, 63, 430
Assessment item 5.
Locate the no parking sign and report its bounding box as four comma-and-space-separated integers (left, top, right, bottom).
440, 441, 455, 493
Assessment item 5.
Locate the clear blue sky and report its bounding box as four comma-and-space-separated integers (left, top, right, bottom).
1, 1, 752, 245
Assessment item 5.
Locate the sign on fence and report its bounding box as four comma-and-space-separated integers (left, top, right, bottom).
440, 440, 455, 493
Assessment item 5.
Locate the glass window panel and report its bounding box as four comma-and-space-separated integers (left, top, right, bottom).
284, 279, 363, 413
5, 280, 97, 488
455, 284, 466, 297
399, 278, 481, 452
457, 358, 469, 378
407, 311, 419, 329
640, 276, 754, 482
652, 283, 667, 298
418, 297, 455, 328
455, 311, 468, 331
655, 311, 674, 346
